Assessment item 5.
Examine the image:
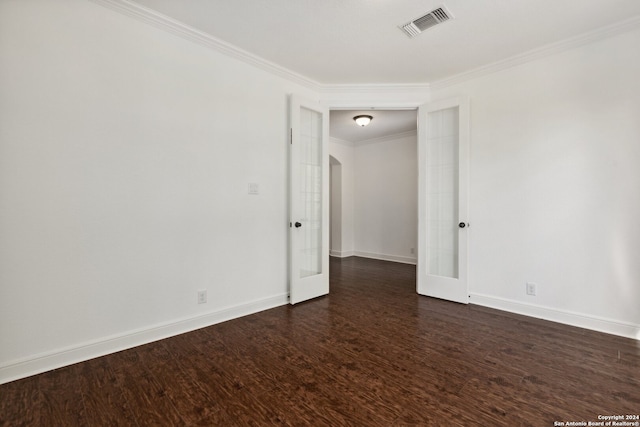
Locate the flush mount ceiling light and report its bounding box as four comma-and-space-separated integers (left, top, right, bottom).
354, 115, 373, 127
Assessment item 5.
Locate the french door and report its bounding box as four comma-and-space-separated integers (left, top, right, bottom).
289, 95, 329, 304
417, 97, 470, 304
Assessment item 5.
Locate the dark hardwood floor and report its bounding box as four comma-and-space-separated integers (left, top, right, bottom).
1, 256, 639, 426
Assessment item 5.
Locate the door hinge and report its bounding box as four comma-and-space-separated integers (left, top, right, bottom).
290, 128, 292, 144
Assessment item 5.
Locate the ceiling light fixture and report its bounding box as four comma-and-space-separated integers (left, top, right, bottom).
354, 115, 373, 127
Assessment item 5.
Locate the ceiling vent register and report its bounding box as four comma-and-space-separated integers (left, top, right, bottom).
400, 6, 453, 38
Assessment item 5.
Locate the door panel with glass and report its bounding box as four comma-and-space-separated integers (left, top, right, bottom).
417, 98, 469, 303
289, 96, 329, 304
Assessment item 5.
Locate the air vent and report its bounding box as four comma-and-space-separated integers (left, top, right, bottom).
400, 6, 453, 38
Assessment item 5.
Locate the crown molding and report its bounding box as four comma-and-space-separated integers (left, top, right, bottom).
89, 0, 321, 91
354, 129, 417, 146
320, 83, 430, 94
90, 1, 430, 105
330, 129, 417, 147
430, 15, 640, 91
329, 137, 355, 147
89, 1, 640, 94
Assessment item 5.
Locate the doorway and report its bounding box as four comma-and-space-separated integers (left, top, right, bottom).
325, 98, 470, 304
328, 109, 418, 265
291, 97, 470, 305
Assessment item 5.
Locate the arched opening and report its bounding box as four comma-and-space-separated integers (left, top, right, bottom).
329, 155, 342, 257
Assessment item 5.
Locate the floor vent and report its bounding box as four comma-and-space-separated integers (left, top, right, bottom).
400, 6, 453, 38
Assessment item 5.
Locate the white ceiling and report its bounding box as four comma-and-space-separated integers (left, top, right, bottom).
127, 0, 640, 141
330, 110, 417, 143
132, 0, 640, 85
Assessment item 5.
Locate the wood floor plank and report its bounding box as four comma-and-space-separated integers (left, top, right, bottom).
135, 342, 221, 425
0, 375, 40, 427
76, 357, 139, 427
29, 366, 88, 427
2, 256, 639, 425
106, 350, 187, 426
456, 372, 562, 426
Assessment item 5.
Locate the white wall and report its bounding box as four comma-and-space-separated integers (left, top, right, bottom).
0, 0, 317, 382
431, 28, 640, 337
330, 132, 418, 264
353, 132, 418, 264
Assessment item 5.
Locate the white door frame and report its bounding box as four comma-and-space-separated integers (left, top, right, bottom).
324, 96, 470, 303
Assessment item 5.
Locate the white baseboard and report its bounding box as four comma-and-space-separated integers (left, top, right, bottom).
353, 251, 417, 265
0, 293, 288, 385
469, 293, 640, 341
330, 250, 354, 258
6, 289, 635, 385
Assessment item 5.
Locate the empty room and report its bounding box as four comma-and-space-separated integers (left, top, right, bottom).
1, 0, 639, 425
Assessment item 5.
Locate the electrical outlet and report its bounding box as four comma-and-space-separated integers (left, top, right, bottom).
197, 290, 207, 304
526, 282, 537, 296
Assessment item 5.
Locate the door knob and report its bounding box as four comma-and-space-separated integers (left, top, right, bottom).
295, 222, 302, 228
458, 222, 467, 228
